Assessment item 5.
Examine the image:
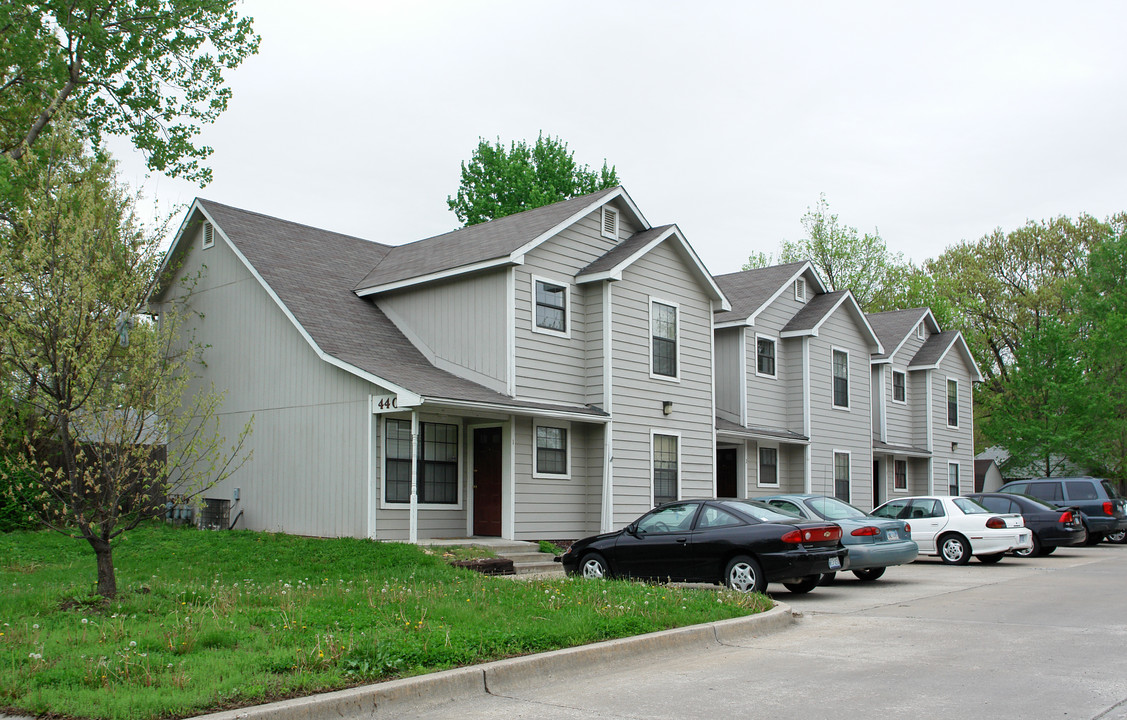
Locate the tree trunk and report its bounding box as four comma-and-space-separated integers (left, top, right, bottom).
89, 536, 117, 598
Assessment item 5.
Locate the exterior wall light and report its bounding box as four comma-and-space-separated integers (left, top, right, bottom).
662, 401, 673, 416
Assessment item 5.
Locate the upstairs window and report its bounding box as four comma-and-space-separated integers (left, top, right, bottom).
756, 336, 776, 377
832, 349, 850, 409
534, 278, 568, 335
947, 379, 959, 427
892, 370, 906, 403
794, 278, 807, 302
651, 300, 678, 378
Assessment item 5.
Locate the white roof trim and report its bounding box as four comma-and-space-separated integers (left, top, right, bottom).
910, 332, 984, 382
882, 308, 939, 363
158, 203, 422, 405
355, 255, 521, 297
509, 186, 650, 261
744, 262, 828, 325
778, 291, 884, 353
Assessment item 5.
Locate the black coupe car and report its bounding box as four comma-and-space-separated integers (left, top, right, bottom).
966, 492, 1087, 556
555, 498, 848, 593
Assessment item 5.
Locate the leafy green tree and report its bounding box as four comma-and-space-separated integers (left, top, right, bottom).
0, 124, 249, 596
0, 0, 259, 184
447, 133, 619, 226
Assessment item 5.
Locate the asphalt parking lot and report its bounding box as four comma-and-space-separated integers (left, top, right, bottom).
399, 544, 1127, 720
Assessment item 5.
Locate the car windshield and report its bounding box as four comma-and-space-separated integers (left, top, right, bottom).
953, 497, 988, 514
1102, 480, 1123, 499
722, 499, 804, 523
804, 496, 867, 520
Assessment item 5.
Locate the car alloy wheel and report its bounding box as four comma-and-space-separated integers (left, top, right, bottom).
939, 534, 971, 565
724, 555, 765, 594
1107, 530, 1127, 544
580, 553, 608, 579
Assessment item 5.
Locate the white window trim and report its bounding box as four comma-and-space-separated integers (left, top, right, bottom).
754, 334, 778, 379
831, 346, 850, 411
794, 278, 806, 302
893, 458, 909, 493
833, 449, 852, 503
532, 420, 572, 480
946, 377, 960, 428
917, 322, 925, 340
947, 461, 961, 496
649, 297, 681, 382
891, 369, 907, 405
756, 443, 780, 488
378, 415, 465, 511
202, 221, 215, 249
530, 275, 571, 339
649, 429, 682, 507
601, 206, 619, 241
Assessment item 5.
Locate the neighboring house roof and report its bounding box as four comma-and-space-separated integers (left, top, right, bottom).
908, 331, 985, 381
155, 199, 608, 420
712, 261, 826, 327
779, 290, 883, 352
575, 224, 730, 308
354, 186, 645, 296
715, 417, 808, 444
867, 308, 938, 361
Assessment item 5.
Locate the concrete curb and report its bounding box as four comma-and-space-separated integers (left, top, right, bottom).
192, 602, 794, 719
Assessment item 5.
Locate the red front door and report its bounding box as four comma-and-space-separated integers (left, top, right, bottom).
473, 427, 503, 536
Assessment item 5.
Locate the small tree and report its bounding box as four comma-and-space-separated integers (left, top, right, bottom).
0, 125, 249, 597
447, 133, 619, 226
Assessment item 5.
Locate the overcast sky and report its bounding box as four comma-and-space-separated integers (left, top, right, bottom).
110, 1, 1127, 276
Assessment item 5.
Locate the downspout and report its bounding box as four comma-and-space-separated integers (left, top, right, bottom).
802, 336, 812, 494
601, 281, 615, 532
409, 409, 419, 543
925, 369, 934, 495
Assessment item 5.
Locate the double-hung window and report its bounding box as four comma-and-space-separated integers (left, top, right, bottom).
758, 446, 778, 487
832, 349, 850, 408
894, 459, 908, 491
651, 301, 678, 378
534, 424, 568, 477
534, 279, 567, 334
834, 452, 851, 502
892, 370, 906, 403
947, 379, 959, 427
384, 420, 459, 504
948, 462, 960, 496
652, 433, 678, 505
756, 336, 776, 377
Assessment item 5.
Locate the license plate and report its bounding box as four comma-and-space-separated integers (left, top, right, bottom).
886, 530, 899, 541
828, 556, 841, 570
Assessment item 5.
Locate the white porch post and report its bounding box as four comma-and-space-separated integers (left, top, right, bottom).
409, 409, 419, 543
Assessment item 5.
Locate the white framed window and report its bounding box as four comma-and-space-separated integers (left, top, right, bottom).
892, 370, 906, 403
383, 418, 461, 506
202, 221, 215, 249
947, 378, 959, 428
832, 348, 850, 409
894, 459, 908, 491
948, 461, 960, 496
601, 206, 619, 241
650, 298, 679, 381
531, 276, 570, 338
651, 431, 680, 506
532, 422, 570, 479
757, 445, 779, 487
756, 335, 777, 378
794, 278, 806, 302
834, 451, 851, 502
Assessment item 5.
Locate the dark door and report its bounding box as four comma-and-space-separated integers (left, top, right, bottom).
717, 448, 737, 498
473, 427, 502, 536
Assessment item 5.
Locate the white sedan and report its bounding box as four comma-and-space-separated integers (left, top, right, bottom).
871, 495, 1033, 564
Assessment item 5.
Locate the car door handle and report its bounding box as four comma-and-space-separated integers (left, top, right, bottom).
676, 537, 688, 544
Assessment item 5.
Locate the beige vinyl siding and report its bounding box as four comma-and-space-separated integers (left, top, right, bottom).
714, 328, 742, 423
164, 221, 377, 538
608, 241, 716, 525
378, 271, 508, 393
512, 418, 600, 538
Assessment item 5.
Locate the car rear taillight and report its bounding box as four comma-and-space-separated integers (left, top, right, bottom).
985, 517, 1007, 529
851, 526, 881, 536
1059, 511, 1074, 523
904, 523, 911, 533
1103, 501, 1114, 516
781, 525, 843, 543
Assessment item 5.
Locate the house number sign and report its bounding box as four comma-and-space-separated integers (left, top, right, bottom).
372, 395, 399, 412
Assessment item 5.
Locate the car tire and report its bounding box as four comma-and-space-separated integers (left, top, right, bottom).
978, 553, 1005, 564
1106, 530, 1127, 544
1084, 526, 1104, 545
853, 567, 886, 581
1013, 534, 1041, 558
580, 552, 609, 580
1040, 546, 1056, 556
783, 575, 820, 594
820, 572, 838, 585
724, 555, 766, 594
939, 533, 972, 565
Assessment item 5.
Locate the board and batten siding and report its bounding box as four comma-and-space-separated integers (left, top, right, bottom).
163, 220, 379, 538
377, 272, 508, 394
607, 240, 716, 526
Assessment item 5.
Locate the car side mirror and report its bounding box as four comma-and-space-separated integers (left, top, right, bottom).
626, 523, 639, 536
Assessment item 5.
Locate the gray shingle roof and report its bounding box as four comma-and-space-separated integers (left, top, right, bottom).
715, 417, 808, 442
908, 331, 961, 368
874, 440, 931, 457
354, 187, 621, 293
197, 200, 606, 416
780, 291, 847, 333
712, 262, 809, 325
866, 308, 930, 360
577, 225, 674, 277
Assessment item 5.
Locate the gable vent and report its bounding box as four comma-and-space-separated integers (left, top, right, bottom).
794, 278, 806, 302
202, 221, 215, 249
601, 206, 619, 241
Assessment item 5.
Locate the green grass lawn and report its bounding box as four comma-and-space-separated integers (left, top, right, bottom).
0, 523, 770, 720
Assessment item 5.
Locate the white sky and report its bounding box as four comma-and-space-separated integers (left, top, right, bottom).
110, 0, 1127, 276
